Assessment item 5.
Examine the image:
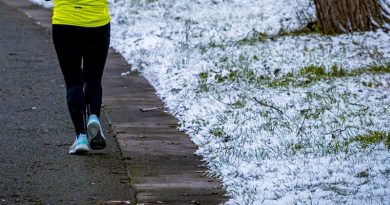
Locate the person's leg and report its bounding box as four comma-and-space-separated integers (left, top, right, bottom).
83, 23, 110, 118
82, 23, 110, 150
52, 25, 87, 135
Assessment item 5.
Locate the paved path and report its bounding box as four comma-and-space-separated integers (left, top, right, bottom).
1, 0, 227, 204
0, 1, 134, 204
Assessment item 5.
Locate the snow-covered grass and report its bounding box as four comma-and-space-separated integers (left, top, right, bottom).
31, 0, 390, 204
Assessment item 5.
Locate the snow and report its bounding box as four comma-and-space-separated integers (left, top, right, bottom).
29, 0, 52, 8
31, 0, 390, 204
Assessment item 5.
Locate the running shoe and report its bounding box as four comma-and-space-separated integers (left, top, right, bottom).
87, 114, 107, 150
69, 133, 89, 154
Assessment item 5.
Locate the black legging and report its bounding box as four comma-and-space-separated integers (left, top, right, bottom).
52, 23, 110, 134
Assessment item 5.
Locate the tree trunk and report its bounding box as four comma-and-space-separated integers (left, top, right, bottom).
315, 0, 390, 34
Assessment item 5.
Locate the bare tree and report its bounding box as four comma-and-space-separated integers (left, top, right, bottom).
315, 0, 390, 34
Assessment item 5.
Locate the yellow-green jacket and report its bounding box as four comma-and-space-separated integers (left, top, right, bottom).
52, 0, 110, 27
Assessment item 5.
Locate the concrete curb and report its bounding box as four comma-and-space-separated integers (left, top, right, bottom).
103, 53, 226, 205
1, 1, 227, 204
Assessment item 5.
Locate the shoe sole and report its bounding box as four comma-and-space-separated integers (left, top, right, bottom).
88, 121, 106, 150
69, 144, 90, 155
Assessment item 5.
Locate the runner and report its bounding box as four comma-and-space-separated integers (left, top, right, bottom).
52, 0, 110, 154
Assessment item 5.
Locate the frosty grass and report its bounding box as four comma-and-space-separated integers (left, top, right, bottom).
31, 0, 390, 204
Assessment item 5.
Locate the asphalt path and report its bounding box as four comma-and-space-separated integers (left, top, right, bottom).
0, 1, 134, 204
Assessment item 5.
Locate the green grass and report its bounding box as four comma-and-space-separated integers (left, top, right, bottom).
196, 64, 390, 93
269, 64, 390, 88
328, 131, 390, 155
237, 22, 322, 45
355, 171, 369, 178
289, 131, 390, 157
198, 41, 226, 54
232, 100, 246, 109
359, 65, 390, 74
349, 131, 390, 149
237, 30, 268, 45
274, 22, 322, 39
196, 72, 210, 93
132, 0, 157, 4
210, 128, 230, 142
198, 22, 322, 53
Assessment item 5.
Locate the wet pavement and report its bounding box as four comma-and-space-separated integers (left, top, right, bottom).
0, 0, 226, 204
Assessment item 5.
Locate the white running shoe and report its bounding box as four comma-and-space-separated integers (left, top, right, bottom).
69, 134, 89, 154
87, 114, 106, 150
